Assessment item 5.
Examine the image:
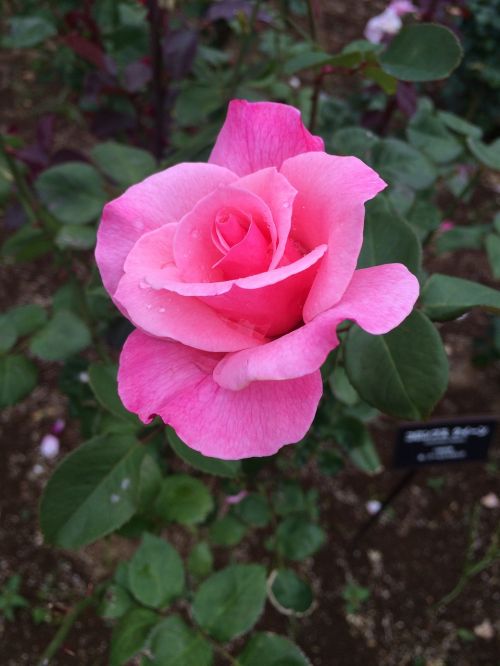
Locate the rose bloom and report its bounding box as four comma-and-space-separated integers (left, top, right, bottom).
96, 101, 418, 459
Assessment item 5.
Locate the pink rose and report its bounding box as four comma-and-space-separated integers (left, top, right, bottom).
95, 100, 418, 460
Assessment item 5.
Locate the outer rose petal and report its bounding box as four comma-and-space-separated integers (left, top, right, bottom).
213, 263, 419, 390
280, 153, 386, 321
209, 100, 324, 176
95, 163, 236, 296
114, 272, 265, 352
118, 331, 323, 459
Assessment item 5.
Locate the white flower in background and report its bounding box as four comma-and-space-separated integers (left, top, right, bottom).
40, 434, 60, 459
481, 492, 499, 509
364, 0, 417, 44
366, 499, 382, 514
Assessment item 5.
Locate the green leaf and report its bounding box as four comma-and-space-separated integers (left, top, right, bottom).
209, 515, 247, 547
406, 199, 441, 240
88, 362, 136, 421
2, 226, 52, 262
155, 474, 213, 525
358, 197, 421, 275
329, 365, 359, 406
493, 213, 500, 234
238, 633, 310, 666
192, 564, 267, 641
283, 50, 334, 76
486, 234, 500, 279
275, 517, 325, 561
3, 16, 57, 48
56, 224, 97, 250
407, 109, 462, 163
143, 615, 213, 666
137, 452, 163, 512
268, 569, 314, 615
168, 430, 241, 478
364, 64, 397, 94
35, 162, 106, 225
128, 533, 184, 609
467, 137, 500, 171
0, 355, 37, 408
109, 608, 158, 666
435, 225, 489, 253
379, 23, 462, 82
272, 484, 307, 517
30, 309, 91, 361
40, 435, 145, 548
91, 141, 156, 187
233, 493, 271, 527
99, 584, 135, 620
420, 274, 500, 320
0, 315, 17, 354
329, 127, 379, 162
8, 304, 47, 336
331, 417, 382, 474
188, 542, 213, 579
344, 311, 448, 420
372, 139, 437, 190
438, 111, 482, 139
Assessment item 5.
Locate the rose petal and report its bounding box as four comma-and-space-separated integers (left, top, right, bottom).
209, 100, 324, 176
280, 152, 386, 321
214, 221, 270, 279
122, 225, 325, 339
95, 163, 236, 296
174, 184, 276, 282
118, 330, 323, 459
233, 167, 297, 268
114, 271, 265, 352
214, 263, 419, 390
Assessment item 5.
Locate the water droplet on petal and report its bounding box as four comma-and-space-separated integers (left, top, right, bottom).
158, 307, 165, 313
282, 201, 290, 208
146, 304, 152, 310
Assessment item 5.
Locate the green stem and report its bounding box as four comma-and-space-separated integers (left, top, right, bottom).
0, 134, 38, 226
436, 552, 500, 609
76, 282, 110, 362
227, 0, 262, 99
200, 630, 240, 665
0, 134, 59, 236
36, 588, 102, 666
305, 0, 317, 42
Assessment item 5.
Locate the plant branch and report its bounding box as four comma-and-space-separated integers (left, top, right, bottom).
146, 0, 167, 162
227, 0, 262, 99
36, 586, 103, 666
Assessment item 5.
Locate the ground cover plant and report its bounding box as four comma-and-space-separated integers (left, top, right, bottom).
1, 1, 500, 664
